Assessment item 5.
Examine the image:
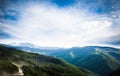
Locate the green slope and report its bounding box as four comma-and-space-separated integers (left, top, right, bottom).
0, 60, 18, 76
0, 45, 98, 76
50, 46, 120, 76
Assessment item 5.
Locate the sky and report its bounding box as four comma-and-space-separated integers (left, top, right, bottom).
0, 0, 120, 48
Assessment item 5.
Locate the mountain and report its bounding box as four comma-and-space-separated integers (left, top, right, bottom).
1, 43, 66, 55
2, 43, 120, 76
0, 45, 98, 76
50, 46, 120, 76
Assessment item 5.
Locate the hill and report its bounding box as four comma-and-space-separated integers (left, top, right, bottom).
0, 45, 98, 76
50, 46, 120, 76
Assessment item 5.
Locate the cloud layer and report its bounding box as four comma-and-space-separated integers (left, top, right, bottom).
0, 0, 120, 47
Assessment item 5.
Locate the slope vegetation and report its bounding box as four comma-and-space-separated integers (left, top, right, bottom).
0, 45, 98, 76
50, 46, 120, 76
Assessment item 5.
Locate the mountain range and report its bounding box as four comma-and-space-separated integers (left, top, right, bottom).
0, 45, 98, 76
1, 43, 120, 76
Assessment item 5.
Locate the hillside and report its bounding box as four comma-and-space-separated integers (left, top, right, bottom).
0, 45, 98, 76
50, 46, 120, 76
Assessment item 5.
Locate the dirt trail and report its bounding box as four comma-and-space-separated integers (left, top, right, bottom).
12, 63, 24, 76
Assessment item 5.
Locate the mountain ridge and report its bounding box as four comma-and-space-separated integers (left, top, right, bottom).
0, 45, 98, 76
1, 43, 120, 76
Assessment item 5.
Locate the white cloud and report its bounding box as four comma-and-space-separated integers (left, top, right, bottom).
0, 3, 118, 47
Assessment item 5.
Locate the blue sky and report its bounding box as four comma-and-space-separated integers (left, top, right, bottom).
0, 0, 120, 47
51, 0, 76, 7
